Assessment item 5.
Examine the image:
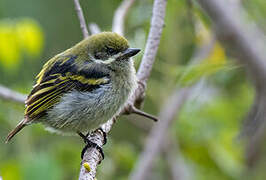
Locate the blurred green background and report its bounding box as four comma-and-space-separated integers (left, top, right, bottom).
0, 0, 264, 179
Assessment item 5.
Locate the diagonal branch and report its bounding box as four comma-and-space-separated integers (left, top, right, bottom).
130, 106, 158, 122
129, 35, 216, 180
130, 87, 193, 180
163, 137, 190, 180
197, 0, 266, 82
125, 0, 167, 109
73, 0, 89, 38
112, 0, 136, 36
196, 0, 266, 167
136, 0, 166, 85
0, 85, 26, 104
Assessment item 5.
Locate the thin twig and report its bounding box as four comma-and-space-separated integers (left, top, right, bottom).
78, 0, 167, 179
0, 85, 26, 104
131, 106, 158, 122
123, 105, 158, 121
112, 0, 136, 35
73, 0, 89, 38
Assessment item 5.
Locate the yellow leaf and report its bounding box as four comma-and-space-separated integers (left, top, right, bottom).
206, 43, 226, 65
16, 18, 44, 57
0, 20, 20, 69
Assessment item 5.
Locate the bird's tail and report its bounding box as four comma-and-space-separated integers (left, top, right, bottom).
5, 118, 28, 143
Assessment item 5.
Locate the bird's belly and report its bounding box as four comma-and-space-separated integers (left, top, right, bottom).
43, 84, 130, 133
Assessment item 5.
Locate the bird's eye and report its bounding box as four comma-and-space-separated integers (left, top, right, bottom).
94, 52, 101, 59
107, 47, 116, 55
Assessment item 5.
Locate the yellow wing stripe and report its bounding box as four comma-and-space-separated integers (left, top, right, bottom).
36, 73, 61, 85
26, 79, 68, 103
29, 83, 76, 117
26, 68, 109, 118
25, 85, 67, 115
26, 87, 64, 114
27, 75, 108, 111
66, 73, 109, 85
30, 97, 59, 117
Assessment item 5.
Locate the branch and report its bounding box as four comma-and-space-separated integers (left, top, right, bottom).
163, 137, 190, 180
197, 0, 266, 83
112, 0, 136, 35
196, 0, 266, 166
0, 85, 26, 104
88, 23, 101, 35
78, 0, 167, 179
129, 87, 192, 180
136, 0, 166, 86
130, 106, 158, 122
129, 35, 216, 180
73, 0, 89, 38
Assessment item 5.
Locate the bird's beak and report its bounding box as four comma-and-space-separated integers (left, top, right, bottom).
120, 48, 141, 59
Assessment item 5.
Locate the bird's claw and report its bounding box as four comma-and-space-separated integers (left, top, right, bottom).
97, 127, 107, 145
81, 139, 105, 164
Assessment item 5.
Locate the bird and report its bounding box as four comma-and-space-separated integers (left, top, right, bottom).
6, 32, 140, 157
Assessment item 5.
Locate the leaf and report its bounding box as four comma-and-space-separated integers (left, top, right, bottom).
0, 18, 44, 70
176, 42, 235, 86
0, 20, 21, 69
16, 18, 44, 57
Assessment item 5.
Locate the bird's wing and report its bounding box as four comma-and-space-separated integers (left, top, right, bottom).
24, 54, 110, 120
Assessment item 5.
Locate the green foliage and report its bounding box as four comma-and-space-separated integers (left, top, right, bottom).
1, 160, 22, 180
21, 154, 63, 180
176, 82, 253, 179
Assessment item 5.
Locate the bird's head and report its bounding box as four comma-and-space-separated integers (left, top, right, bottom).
74, 32, 140, 69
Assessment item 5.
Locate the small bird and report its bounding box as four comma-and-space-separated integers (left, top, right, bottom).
6, 32, 140, 155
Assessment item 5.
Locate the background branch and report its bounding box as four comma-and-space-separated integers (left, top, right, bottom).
0, 85, 26, 104
88, 23, 101, 35
197, 0, 266, 167
73, 0, 89, 38
129, 34, 215, 180
112, 0, 136, 35
197, 0, 266, 83
129, 87, 192, 180
163, 137, 190, 180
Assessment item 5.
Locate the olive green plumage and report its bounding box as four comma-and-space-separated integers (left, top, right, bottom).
6, 32, 140, 142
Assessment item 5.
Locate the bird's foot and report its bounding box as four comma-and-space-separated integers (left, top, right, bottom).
81, 139, 104, 162
97, 128, 107, 145
78, 132, 105, 163
85, 128, 107, 145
